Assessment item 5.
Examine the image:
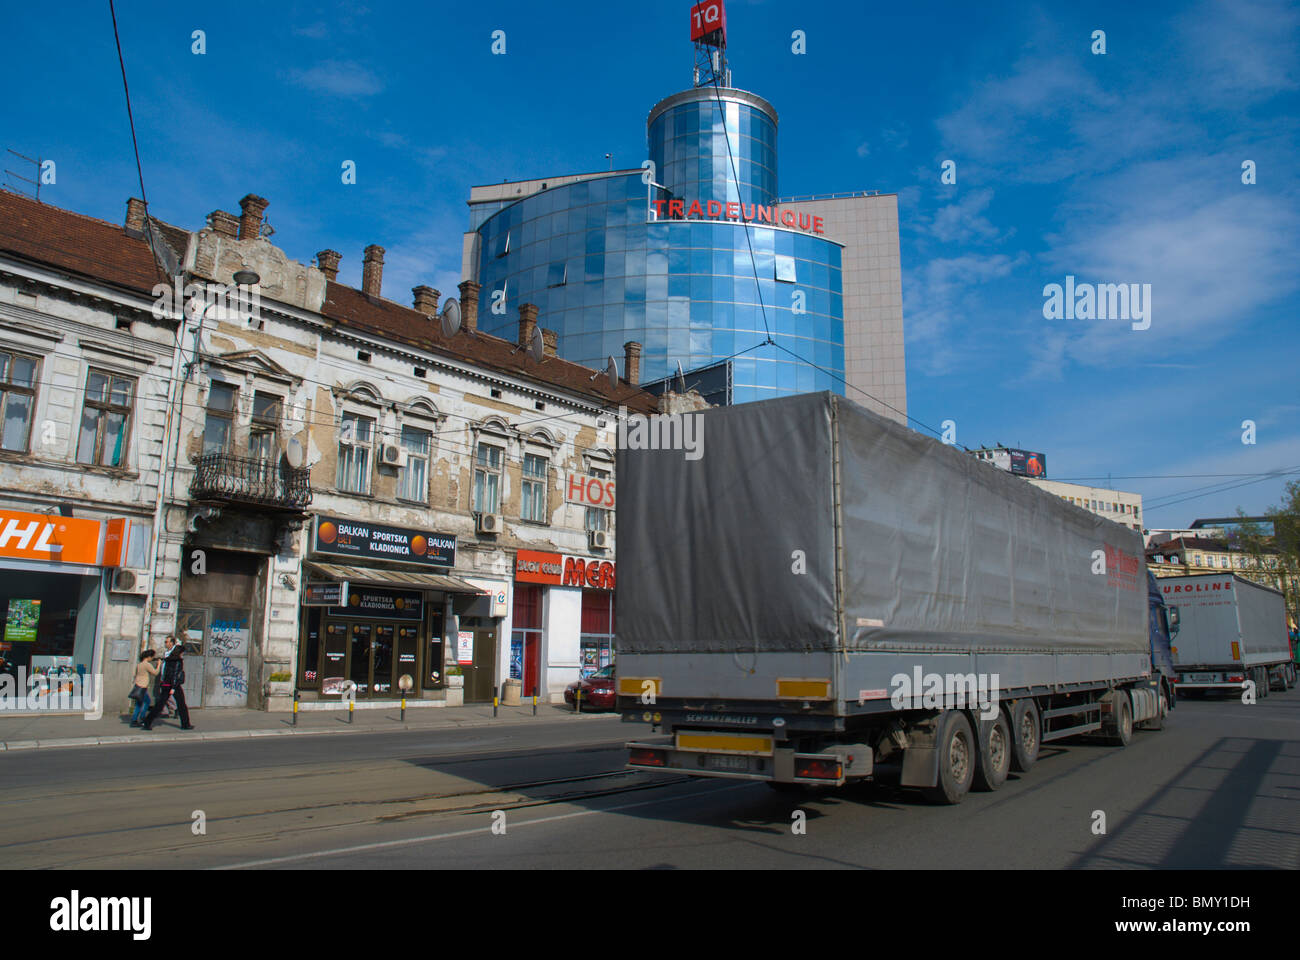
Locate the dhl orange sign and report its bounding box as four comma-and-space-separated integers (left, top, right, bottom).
0, 509, 104, 565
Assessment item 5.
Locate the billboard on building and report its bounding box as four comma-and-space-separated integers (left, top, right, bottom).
991, 448, 1047, 478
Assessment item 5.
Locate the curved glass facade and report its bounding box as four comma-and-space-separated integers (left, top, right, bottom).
473, 87, 844, 403
648, 89, 777, 208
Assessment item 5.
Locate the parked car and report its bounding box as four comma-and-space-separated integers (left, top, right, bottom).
564, 665, 616, 710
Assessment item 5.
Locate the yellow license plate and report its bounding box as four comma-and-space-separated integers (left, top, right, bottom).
676, 732, 773, 755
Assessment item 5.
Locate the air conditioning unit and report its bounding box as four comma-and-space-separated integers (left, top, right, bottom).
589, 529, 611, 550
476, 513, 503, 534
109, 568, 151, 595
380, 443, 408, 468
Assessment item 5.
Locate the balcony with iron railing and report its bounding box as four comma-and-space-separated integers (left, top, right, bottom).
190, 453, 312, 510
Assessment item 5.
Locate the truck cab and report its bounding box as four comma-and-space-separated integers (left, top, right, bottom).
1147, 569, 1178, 716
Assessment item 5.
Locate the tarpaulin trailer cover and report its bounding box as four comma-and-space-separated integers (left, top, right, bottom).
617, 392, 1149, 688
1162, 574, 1290, 667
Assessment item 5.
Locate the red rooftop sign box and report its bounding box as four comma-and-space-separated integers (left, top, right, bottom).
690, 0, 726, 46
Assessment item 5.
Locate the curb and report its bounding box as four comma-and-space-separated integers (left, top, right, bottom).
0, 711, 621, 752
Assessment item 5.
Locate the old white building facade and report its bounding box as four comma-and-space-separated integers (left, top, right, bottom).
0, 189, 657, 714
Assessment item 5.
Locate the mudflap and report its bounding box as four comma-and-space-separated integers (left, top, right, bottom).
899, 715, 939, 788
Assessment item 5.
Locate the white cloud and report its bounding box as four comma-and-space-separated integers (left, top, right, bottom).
288, 60, 384, 98
903, 252, 1029, 375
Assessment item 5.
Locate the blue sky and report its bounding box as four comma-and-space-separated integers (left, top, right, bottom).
4, 0, 1297, 529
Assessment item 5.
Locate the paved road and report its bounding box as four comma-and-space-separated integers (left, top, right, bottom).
2, 694, 1296, 869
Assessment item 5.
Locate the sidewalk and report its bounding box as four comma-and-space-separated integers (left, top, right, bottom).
0, 702, 619, 751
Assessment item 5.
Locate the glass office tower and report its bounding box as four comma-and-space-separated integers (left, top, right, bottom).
472, 87, 845, 402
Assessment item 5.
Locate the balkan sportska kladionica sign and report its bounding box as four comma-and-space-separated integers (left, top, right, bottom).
313, 516, 455, 567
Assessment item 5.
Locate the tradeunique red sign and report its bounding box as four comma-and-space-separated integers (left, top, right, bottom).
690, 0, 726, 45
653, 198, 825, 235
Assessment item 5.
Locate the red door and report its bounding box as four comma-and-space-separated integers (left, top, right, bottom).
524, 635, 540, 698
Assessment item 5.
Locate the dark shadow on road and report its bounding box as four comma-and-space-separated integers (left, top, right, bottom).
1070, 736, 1300, 869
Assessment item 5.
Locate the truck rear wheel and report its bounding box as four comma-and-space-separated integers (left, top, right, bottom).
1009, 699, 1040, 773
972, 711, 1011, 791
1104, 690, 1133, 747
922, 711, 975, 804
1141, 686, 1168, 731
1258, 668, 1270, 698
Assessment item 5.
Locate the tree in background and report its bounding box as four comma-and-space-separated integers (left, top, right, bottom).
1231, 480, 1300, 631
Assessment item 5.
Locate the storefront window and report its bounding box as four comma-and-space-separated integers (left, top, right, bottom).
512, 584, 542, 697
579, 590, 615, 679
76, 369, 133, 467
0, 569, 99, 687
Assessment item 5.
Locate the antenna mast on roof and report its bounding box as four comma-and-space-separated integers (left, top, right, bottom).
4, 149, 43, 201
690, 0, 729, 87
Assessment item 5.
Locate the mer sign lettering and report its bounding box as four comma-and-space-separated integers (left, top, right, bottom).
313, 515, 456, 567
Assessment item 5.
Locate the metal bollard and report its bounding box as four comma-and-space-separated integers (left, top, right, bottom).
493, 686, 499, 718
576, 687, 582, 714
400, 695, 406, 723
532, 692, 537, 716
292, 688, 299, 726
348, 698, 354, 724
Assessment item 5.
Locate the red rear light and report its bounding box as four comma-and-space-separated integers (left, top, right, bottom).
794, 757, 842, 780
629, 748, 666, 767
1227, 674, 1245, 683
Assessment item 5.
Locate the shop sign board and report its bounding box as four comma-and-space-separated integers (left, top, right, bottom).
0, 509, 102, 565
456, 631, 474, 665
303, 581, 349, 607
313, 515, 455, 567
515, 549, 615, 591
329, 587, 422, 620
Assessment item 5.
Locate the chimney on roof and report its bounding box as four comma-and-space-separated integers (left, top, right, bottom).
209, 210, 240, 239
458, 280, 480, 334
362, 245, 385, 297
624, 341, 642, 386
316, 249, 341, 281
238, 194, 269, 241
125, 198, 147, 234
518, 303, 539, 349
541, 328, 558, 358
413, 286, 440, 315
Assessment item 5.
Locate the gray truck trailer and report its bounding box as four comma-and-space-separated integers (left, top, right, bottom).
619, 392, 1175, 803
1159, 573, 1296, 695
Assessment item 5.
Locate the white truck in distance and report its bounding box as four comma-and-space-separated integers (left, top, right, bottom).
1159, 573, 1297, 695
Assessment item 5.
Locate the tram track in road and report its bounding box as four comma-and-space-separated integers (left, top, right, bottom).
12, 767, 701, 869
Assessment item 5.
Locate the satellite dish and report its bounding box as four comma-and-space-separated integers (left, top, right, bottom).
675, 360, 687, 394
440, 298, 461, 338
606, 356, 619, 390
284, 436, 305, 469
527, 326, 545, 363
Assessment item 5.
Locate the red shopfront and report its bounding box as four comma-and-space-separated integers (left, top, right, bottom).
513, 550, 616, 697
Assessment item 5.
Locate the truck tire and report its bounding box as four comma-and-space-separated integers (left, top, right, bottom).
1142, 686, 1167, 731
1104, 690, 1133, 747
922, 711, 975, 805
1009, 699, 1040, 773
972, 711, 1011, 791
1258, 668, 1270, 698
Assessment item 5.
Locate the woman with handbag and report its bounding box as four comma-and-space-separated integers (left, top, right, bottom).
129, 649, 159, 727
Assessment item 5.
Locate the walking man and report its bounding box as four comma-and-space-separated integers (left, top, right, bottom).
142, 635, 194, 731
